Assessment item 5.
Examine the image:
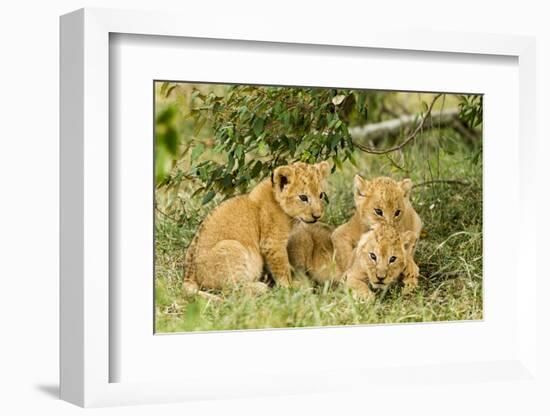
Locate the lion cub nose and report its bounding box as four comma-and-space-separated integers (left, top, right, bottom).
376, 276, 385, 283
312, 214, 320, 221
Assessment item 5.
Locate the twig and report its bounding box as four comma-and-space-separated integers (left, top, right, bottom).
383, 151, 406, 172
412, 179, 471, 188
353, 93, 442, 155
155, 205, 181, 224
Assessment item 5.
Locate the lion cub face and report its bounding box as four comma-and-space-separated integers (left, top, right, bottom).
272, 161, 331, 223
354, 175, 412, 228
355, 225, 416, 290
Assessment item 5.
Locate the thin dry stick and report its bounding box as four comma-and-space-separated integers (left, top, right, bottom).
354, 93, 443, 155
155, 205, 181, 224
384, 151, 406, 171
412, 179, 471, 188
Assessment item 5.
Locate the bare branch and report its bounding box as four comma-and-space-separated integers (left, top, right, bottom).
412, 179, 471, 189
155, 205, 181, 224
352, 94, 443, 154
351, 109, 459, 144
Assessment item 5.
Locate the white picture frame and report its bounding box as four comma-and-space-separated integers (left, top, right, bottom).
60, 7, 539, 408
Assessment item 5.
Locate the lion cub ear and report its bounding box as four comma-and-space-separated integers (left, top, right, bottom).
272, 165, 295, 191
401, 231, 417, 253
354, 174, 369, 197
399, 178, 413, 198
315, 161, 331, 178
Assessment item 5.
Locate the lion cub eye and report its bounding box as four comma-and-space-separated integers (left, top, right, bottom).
394, 210, 401, 217
320, 192, 328, 202
389, 256, 397, 264
369, 252, 377, 261
374, 208, 383, 216
299, 194, 309, 202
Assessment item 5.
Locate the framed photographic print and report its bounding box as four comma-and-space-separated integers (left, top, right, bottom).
60, 7, 540, 408
153, 82, 483, 334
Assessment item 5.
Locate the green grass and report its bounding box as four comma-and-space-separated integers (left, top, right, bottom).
154, 136, 483, 332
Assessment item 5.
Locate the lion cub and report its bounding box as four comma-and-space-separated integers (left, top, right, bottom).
287, 222, 339, 285
345, 224, 418, 299
332, 176, 422, 281
183, 161, 331, 294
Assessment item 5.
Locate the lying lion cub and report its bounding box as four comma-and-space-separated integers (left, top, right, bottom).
183, 161, 330, 294
332, 176, 422, 283
345, 224, 418, 299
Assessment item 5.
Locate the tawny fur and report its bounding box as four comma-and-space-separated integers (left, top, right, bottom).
345, 224, 418, 300
287, 222, 340, 285
331, 176, 422, 284
183, 161, 331, 293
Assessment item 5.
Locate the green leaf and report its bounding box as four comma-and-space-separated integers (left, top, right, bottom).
159, 82, 170, 97
235, 144, 244, 159
347, 151, 358, 167
250, 161, 263, 178
421, 101, 429, 113
283, 112, 290, 129
227, 153, 235, 171
288, 137, 296, 154
165, 85, 177, 98
222, 174, 233, 189
163, 127, 179, 155
157, 105, 176, 123
258, 141, 267, 155
191, 143, 205, 162
155, 146, 169, 185
201, 190, 216, 205
332, 155, 343, 171
253, 117, 265, 136
193, 117, 207, 136
190, 186, 206, 198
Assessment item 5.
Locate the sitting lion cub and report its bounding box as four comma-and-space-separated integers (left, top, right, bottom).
332, 176, 422, 283
183, 161, 331, 294
345, 224, 418, 299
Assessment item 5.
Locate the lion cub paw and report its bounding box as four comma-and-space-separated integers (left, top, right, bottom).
402, 278, 418, 295
402, 261, 420, 295
242, 281, 269, 296
354, 289, 376, 302
346, 282, 376, 302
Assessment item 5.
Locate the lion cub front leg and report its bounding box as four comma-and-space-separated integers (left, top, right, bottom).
402, 255, 420, 294
345, 265, 375, 301
262, 238, 292, 287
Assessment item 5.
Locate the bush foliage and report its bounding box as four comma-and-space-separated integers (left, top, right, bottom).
155, 83, 423, 202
